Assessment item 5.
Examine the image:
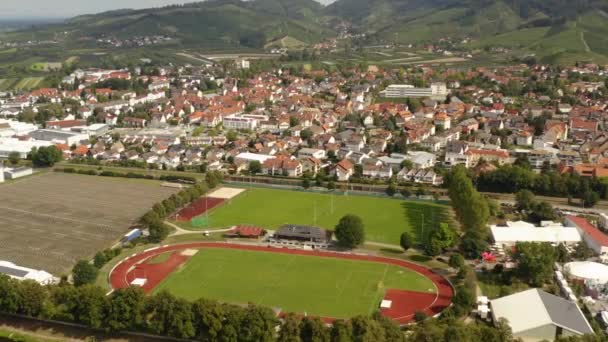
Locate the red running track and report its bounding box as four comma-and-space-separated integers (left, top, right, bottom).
109, 243, 454, 325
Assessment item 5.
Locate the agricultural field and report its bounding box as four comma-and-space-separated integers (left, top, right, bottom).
29, 62, 62, 72
0, 172, 178, 274
177, 187, 451, 245
154, 247, 437, 319
0, 78, 18, 91
13, 77, 44, 90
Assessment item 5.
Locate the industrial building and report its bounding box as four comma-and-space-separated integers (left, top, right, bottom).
28, 129, 89, 146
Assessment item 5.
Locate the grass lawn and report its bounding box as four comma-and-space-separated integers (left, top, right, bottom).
155, 248, 436, 318
179, 187, 451, 245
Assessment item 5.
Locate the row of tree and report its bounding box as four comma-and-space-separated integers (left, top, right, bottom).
476, 164, 606, 207
447, 166, 491, 258
0, 275, 408, 341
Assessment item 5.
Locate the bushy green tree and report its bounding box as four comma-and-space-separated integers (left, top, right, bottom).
72, 260, 98, 287
335, 214, 365, 248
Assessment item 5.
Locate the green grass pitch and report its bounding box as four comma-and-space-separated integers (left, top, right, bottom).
155, 248, 436, 318
182, 187, 451, 245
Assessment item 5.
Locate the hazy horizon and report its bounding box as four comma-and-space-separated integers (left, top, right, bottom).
0, 0, 336, 20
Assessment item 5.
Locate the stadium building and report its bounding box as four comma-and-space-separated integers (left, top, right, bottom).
274, 224, 333, 244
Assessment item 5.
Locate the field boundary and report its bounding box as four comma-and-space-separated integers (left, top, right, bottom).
109, 242, 454, 325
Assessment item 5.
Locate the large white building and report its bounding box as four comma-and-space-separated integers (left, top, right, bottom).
380, 82, 448, 100
490, 289, 594, 341
491, 221, 581, 247
223, 115, 258, 130
0, 137, 53, 159
0, 260, 57, 285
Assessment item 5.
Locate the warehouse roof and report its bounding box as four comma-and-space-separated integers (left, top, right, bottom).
275, 224, 330, 241
491, 221, 581, 244
491, 289, 593, 336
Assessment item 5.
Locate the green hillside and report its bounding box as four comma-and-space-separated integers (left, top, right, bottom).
6, 0, 334, 49
326, 0, 608, 63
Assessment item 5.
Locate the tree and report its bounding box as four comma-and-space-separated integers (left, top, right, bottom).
513, 242, 556, 287
73, 284, 107, 328
448, 166, 490, 248
237, 304, 277, 342
29, 146, 62, 167
515, 190, 536, 212
105, 286, 146, 332
300, 316, 330, 342
8, 151, 20, 165
581, 190, 600, 208
350, 315, 385, 342
249, 161, 262, 174
425, 223, 454, 256
93, 252, 107, 268
17, 280, 47, 317
0, 275, 20, 314
330, 320, 352, 342
386, 182, 397, 196
413, 311, 427, 322
400, 188, 411, 198
278, 313, 301, 342
148, 220, 170, 243
449, 253, 465, 270
72, 260, 98, 287
399, 232, 413, 252
145, 291, 195, 338
335, 215, 365, 248
528, 201, 556, 222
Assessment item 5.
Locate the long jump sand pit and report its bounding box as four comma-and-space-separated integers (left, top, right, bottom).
207, 187, 245, 199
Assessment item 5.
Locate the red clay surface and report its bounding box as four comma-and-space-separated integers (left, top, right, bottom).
172, 197, 225, 221
109, 243, 454, 324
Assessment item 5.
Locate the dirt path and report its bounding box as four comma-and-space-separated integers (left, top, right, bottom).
580, 31, 591, 52
165, 221, 233, 236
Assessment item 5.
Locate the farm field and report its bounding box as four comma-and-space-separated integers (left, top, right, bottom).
13, 77, 44, 90
179, 187, 451, 245
155, 247, 436, 319
0, 172, 178, 274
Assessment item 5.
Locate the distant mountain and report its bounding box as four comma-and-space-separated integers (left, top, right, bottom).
26, 0, 334, 49
8, 0, 608, 63
325, 0, 608, 63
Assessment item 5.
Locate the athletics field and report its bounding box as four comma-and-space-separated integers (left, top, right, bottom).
110, 243, 454, 323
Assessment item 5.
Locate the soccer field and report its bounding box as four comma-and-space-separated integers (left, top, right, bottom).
155, 248, 436, 318
184, 187, 451, 245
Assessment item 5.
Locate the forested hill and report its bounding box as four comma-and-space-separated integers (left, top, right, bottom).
21, 0, 334, 49
325, 0, 608, 63
8, 0, 608, 62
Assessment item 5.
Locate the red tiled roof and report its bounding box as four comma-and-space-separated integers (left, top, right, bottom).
229, 226, 265, 238
567, 215, 608, 247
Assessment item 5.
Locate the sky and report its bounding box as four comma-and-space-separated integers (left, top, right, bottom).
0, 0, 335, 19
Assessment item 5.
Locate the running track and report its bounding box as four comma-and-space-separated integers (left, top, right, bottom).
109, 242, 454, 324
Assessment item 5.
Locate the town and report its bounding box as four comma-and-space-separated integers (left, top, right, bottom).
3, 0, 608, 340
